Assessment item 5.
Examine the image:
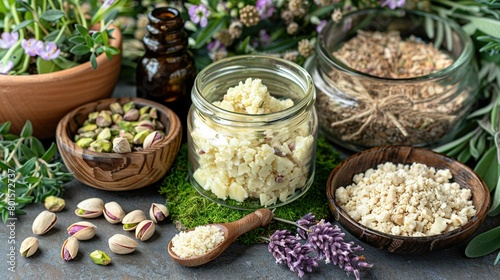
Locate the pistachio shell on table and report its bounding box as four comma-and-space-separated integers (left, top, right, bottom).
149, 203, 169, 223
135, 220, 155, 241
61, 236, 79, 261
67, 221, 97, 240
75, 198, 104, 218
103, 201, 126, 224
108, 234, 138, 254
20, 237, 39, 257
122, 210, 146, 231
32, 210, 57, 235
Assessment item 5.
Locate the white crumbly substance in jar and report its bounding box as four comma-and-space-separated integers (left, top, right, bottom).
191, 78, 314, 206
171, 225, 225, 258
335, 162, 476, 236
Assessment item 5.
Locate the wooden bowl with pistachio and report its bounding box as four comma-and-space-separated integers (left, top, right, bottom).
56, 97, 182, 191
326, 146, 490, 254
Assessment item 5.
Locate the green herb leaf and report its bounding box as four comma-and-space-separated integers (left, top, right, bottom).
75, 24, 89, 37
465, 226, 500, 258
488, 177, 500, 216
474, 146, 499, 192
192, 19, 226, 49
17, 157, 36, 176
70, 45, 91, 56
90, 52, 97, 69
41, 10, 65, 22
69, 35, 86, 45
19, 143, 36, 159
12, 20, 35, 32
467, 16, 500, 38
20, 121, 33, 138
0, 122, 11, 134
36, 58, 61, 74
41, 143, 57, 162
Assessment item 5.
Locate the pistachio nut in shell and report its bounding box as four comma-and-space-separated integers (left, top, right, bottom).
67, 221, 97, 240
61, 236, 79, 261
32, 210, 57, 235
122, 209, 146, 231
108, 234, 138, 254
103, 201, 126, 224
112, 137, 132, 154
75, 197, 104, 218
143, 131, 164, 150
44, 196, 65, 212
135, 220, 155, 241
149, 203, 169, 223
20, 237, 39, 257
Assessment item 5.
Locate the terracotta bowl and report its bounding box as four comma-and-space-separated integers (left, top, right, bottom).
56, 97, 182, 191
0, 25, 122, 139
326, 146, 490, 254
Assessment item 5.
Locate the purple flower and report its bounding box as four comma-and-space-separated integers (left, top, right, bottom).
259, 30, 271, 46
21, 38, 44, 57
306, 221, 374, 280
102, 0, 115, 9
380, 0, 406, 9
38, 42, 61, 60
256, 0, 275, 19
0, 60, 14, 74
0, 31, 19, 49
268, 230, 319, 278
316, 20, 327, 33
188, 4, 210, 28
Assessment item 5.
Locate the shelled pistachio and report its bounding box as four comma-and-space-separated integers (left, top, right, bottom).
90, 250, 112, 265
74, 101, 166, 153
44, 196, 65, 212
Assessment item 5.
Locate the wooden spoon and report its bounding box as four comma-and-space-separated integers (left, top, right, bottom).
167, 208, 273, 267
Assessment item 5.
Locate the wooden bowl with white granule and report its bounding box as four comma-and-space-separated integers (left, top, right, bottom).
326, 145, 490, 254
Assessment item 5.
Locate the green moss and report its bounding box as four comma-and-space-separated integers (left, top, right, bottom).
159, 137, 342, 245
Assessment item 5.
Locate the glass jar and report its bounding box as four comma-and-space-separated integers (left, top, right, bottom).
136, 7, 195, 140
305, 9, 478, 152
188, 55, 318, 210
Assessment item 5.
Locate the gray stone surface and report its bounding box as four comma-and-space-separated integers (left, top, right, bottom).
3, 178, 500, 280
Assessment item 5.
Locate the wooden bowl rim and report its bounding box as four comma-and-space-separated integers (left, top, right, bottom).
0, 24, 122, 82
327, 145, 491, 242
56, 97, 182, 158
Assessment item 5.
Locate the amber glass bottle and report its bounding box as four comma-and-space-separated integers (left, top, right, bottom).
136, 7, 195, 139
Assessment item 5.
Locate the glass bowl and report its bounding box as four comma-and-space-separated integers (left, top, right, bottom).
305, 9, 479, 152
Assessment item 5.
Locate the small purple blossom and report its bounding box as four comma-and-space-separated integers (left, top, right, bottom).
380, 0, 406, 10
101, 0, 115, 9
38, 42, 61, 60
0, 60, 14, 74
256, 0, 275, 19
21, 38, 44, 57
259, 30, 271, 46
316, 20, 327, 33
268, 230, 319, 278
189, 4, 210, 28
0, 31, 19, 49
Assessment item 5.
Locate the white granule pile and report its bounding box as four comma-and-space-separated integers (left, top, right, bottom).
171, 225, 225, 258
335, 162, 476, 237
213, 78, 294, 114
191, 77, 315, 206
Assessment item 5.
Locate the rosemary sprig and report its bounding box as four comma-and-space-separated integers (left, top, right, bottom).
0, 121, 73, 223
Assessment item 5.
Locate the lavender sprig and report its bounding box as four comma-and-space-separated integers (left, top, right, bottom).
307, 220, 374, 280
268, 230, 319, 278
267, 213, 374, 279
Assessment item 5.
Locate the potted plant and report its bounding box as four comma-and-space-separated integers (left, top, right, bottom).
0, 0, 124, 139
